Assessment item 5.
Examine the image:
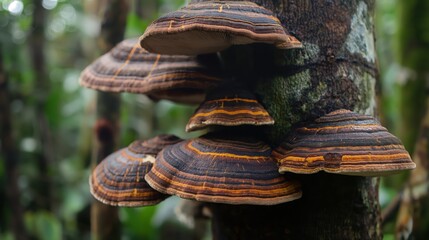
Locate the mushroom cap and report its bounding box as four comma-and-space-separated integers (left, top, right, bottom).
186, 86, 274, 132
140, 1, 302, 55
89, 134, 182, 207
129, 134, 183, 156
273, 109, 416, 176
145, 132, 302, 205
79, 38, 223, 104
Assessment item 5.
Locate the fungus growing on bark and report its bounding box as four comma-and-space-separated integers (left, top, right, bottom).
140, 1, 302, 55
186, 85, 274, 132
272, 109, 416, 176
89, 134, 182, 207
79, 38, 222, 104
145, 132, 302, 205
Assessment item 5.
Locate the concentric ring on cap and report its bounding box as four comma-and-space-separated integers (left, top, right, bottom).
140, 1, 302, 55
186, 86, 274, 132
79, 38, 223, 104
145, 133, 302, 205
273, 109, 415, 176
89, 135, 182, 207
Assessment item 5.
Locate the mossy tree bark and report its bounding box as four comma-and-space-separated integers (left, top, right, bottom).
206, 0, 382, 239
90, 0, 128, 239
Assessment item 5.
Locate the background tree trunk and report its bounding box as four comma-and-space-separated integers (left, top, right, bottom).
90, 0, 128, 239
395, 0, 429, 238
395, 0, 428, 152
206, 0, 382, 239
30, 0, 55, 212
0, 45, 27, 240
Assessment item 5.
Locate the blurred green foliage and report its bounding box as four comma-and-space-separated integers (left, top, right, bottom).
0, 0, 197, 239
0, 0, 424, 239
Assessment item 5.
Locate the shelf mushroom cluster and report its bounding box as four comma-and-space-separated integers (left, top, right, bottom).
82, 1, 415, 208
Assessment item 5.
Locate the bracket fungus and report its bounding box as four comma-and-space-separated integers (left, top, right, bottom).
140, 1, 302, 55
79, 38, 223, 104
186, 85, 274, 132
272, 109, 416, 176
89, 134, 182, 207
145, 132, 302, 205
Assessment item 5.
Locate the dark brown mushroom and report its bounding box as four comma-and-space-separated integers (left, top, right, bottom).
130, 134, 183, 156
140, 1, 302, 55
272, 109, 416, 176
79, 38, 223, 104
89, 134, 182, 207
145, 132, 302, 205
186, 85, 274, 132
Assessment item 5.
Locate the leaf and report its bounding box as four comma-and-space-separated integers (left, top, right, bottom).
120, 206, 159, 239
25, 211, 62, 240
125, 13, 150, 38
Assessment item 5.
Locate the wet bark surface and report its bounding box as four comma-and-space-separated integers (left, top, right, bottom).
192, 0, 382, 239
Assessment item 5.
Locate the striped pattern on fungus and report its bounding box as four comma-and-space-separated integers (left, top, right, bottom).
89, 135, 182, 207
140, 1, 302, 55
145, 133, 302, 205
273, 109, 415, 176
79, 38, 222, 104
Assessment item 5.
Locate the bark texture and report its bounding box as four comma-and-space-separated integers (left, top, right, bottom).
90, 0, 128, 239
204, 0, 381, 239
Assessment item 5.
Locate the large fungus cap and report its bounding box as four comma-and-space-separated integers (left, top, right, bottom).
273, 109, 416, 176
89, 134, 182, 207
186, 86, 274, 132
145, 132, 302, 205
79, 38, 222, 104
140, 1, 302, 55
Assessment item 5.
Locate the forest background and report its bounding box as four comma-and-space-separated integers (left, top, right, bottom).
0, 0, 428, 239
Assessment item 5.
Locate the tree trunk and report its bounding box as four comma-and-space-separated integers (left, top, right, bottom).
0, 44, 28, 240
206, 0, 381, 239
30, 0, 55, 212
90, 0, 128, 239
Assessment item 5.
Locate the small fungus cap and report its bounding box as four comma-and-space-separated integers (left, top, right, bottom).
140, 1, 302, 55
186, 86, 274, 132
89, 134, 182, 207
79, 38, 222, 104
129, 134, 183, 156
145, 132, 302, 205
273, 109, 416, 176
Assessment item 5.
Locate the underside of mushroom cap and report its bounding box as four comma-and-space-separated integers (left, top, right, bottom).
140, 1, 302, 55
79, 38, 223, 104
273, 109, 416, 176
145, 132, 302, 205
